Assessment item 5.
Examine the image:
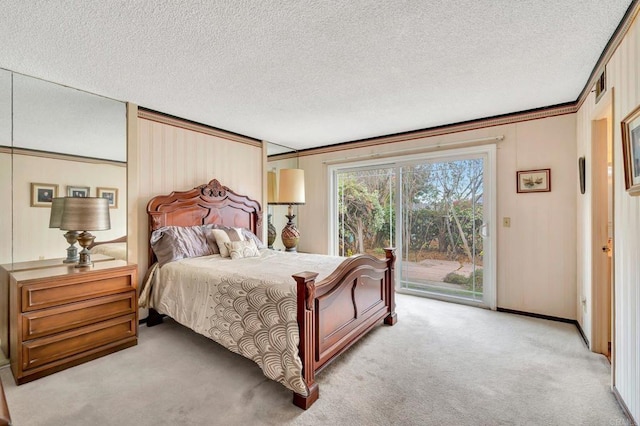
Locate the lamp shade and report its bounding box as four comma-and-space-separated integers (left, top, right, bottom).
278, 169, 305, 204
267, 171, 278, 204
60, 197, 111, 231
49, 197, 66, 228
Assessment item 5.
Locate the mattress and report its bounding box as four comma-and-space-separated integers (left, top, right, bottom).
144, 249, 345, 396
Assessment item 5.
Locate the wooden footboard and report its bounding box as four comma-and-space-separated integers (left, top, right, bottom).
292, 248, 396, 409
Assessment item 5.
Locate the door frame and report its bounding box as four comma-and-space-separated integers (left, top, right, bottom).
590, 89, 615, 365
328, 144, 497, 310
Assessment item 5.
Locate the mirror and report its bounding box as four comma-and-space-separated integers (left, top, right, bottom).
267, 143, 296, 157
0, 70, 11, 266
12, 74, 125, 161
266, 142, 299, 251
2, 71, 127, 264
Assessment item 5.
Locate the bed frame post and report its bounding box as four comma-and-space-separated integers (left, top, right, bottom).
292, 271, 320, 410
383, 248, 397, 326
146, 308, 164, 327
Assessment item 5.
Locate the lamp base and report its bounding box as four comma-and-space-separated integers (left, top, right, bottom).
267, 214, 276, 249
75, 231, 96, 268
62, 231, 80, 263
63, 245, 79, 264
281, 214, 300, 252
75, 249, 93, 268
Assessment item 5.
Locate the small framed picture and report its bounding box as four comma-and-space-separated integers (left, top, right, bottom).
516, 169, 551, 193
621, 104, 640, 196
97, 187, 118, 208
30, 183, 59, 207
67, 185, 90, 197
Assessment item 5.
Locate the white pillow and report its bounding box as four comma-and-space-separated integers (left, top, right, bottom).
209, 228, 244, 257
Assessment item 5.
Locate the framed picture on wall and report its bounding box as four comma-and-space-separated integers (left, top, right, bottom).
97, 187, 118, 208
67, 185, 90, 197
621, 104, 640, 196
516, 169, 551, 193
30, 182, 58, 207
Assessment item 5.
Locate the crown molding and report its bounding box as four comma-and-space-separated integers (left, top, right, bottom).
287, 103, 576, 159
138, 108, 262, 148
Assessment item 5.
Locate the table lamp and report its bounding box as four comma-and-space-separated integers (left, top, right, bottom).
278, 169, 305, 252
49, 197, 80, 263
60, 197, 111, 267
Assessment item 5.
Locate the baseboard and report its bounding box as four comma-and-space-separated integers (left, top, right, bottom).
613, 386, 638, 426
573, 320, 590, 348
496, 307, 589, 347
497, 307, 574, 323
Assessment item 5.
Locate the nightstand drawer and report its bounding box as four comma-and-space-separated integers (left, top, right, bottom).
22, 292, 136, 341
21, 314, 136, 370
21, 274, 134, 312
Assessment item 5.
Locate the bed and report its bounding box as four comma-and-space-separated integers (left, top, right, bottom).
88, 236, 127, 261
142, 179, 397, 409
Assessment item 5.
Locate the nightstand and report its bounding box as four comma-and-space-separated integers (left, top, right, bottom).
0, 254, 115, 359
8, 259, 137, 384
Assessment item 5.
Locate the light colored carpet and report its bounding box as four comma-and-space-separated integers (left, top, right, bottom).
0, 294, 629, 426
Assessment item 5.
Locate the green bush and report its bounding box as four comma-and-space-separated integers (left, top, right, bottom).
466, 268, 483, 292
444, 269, 484, 293
443, 272, 468, 285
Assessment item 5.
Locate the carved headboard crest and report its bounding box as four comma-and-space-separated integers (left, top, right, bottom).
198, 179, 226, 198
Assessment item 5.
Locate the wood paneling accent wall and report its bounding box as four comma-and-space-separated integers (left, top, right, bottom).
576, 12, 640, 423
131, 108, 263, 282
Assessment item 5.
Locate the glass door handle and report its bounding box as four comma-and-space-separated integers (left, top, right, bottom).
481, 223, 489, 238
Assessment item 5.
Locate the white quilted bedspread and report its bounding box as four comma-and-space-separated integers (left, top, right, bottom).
147, 249, 344, 396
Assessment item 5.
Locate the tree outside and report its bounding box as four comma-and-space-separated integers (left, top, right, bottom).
337, 158, 484, 298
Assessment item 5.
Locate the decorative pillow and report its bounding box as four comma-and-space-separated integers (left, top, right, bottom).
150, 225, 214, 267
202, 224, 221, 254
209, 227, 244, 257
225, 239, 260, 260
240, 228, 267, 249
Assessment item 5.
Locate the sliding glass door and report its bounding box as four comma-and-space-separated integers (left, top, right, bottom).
336, 166, 396, 258
399, 158, 485, 302
332, 145, 496, 309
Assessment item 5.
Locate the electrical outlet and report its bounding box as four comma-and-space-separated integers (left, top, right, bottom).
503, 217, 511, 227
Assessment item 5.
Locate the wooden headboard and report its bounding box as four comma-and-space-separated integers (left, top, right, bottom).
146, 179, 263, 266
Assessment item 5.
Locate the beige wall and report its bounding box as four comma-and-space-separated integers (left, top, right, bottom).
577, 13, 640, 422
10, 153, 127, 263
290, 114, 577, 320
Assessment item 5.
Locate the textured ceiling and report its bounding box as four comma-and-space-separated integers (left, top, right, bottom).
0, 1, 633, 151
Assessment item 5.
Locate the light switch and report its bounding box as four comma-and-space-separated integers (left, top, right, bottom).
503, 217, 511, 227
